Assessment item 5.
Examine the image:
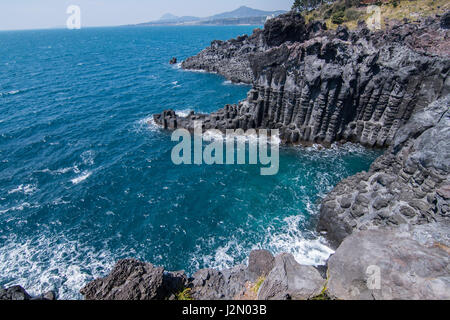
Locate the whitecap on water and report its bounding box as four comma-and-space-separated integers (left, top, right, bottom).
135, 115, 161, 133
0, 90, 20, 97
8, 184, 37, 195
81, 150, 95, 166
71, 171, 92, 184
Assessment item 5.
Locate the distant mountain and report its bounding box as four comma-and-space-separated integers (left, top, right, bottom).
159, 13, 178, 21
209, 6, 285, 20
158, 14, 201, 23
136, 6, 286, 26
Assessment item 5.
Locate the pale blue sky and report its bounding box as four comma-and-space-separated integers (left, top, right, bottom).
0, 0, 293, 30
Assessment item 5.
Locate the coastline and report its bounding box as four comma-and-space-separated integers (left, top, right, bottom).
2, 10, 449, 301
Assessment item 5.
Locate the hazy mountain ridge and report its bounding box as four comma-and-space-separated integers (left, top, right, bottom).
137, 6, 286, 26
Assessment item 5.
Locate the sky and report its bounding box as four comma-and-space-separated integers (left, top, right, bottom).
0, 0, 293, 31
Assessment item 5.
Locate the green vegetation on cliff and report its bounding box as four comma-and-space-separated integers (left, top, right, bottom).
295, 0, 449, 29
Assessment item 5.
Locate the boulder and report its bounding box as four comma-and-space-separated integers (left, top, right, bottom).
263, 12, 309, 46
257, 253, 326, 300
327, 225, 450, 300
0, 285, 32, 300
190, 265, 248, 300
247, 249, 275, 281
80, 259, 187, 300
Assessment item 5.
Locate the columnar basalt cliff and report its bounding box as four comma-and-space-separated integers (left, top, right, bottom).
181, 13, 321, 84
158, 12, 449, 148
318, 95, 450, 247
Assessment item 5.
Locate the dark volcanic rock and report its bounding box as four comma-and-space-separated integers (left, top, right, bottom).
247, 249, 275, 281
190, 265, 249, 300
263, 12, 309, 47
169, 57, 177, 65
257, 253, 325, 300
189, 249, 275, 300
181, 12, 326, 84
441, 11, 450, 29
80, 259, 187, 300
318, 95, 450, 248
327, 224, 450, 300
0, 285, 32, 300
161, 15, 449, 147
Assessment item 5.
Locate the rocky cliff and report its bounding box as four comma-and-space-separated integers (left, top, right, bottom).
318, 95, 450, 247
160, 12, 449, 148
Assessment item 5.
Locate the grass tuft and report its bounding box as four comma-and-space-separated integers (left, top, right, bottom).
176, 288, 193, 300
252, 276, 266, 295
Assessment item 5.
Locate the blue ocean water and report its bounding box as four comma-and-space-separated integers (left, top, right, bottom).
0, 26, 382, 299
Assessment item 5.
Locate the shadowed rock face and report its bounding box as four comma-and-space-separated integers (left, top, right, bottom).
80, 250, 279, 301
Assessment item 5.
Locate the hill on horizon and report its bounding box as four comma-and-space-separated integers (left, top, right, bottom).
139, 5, 286, 26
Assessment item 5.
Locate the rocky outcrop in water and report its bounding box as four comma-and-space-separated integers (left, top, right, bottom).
257, 253, 325, 300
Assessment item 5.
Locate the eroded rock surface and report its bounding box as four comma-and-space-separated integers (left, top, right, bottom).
80, 259, 187, 300
0, 285, 56, 300
0, 285, 31, 300
327, 224, 450, 300
189, 249, 276, 300
157, 13, 449, 148
318, 95, 450, 247
257, 253, 326, 300
181, 13, 325, 84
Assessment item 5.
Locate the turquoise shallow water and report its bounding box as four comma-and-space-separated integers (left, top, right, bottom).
0, 26, 382, 299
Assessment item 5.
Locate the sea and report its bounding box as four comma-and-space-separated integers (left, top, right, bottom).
0, 26, 382, 299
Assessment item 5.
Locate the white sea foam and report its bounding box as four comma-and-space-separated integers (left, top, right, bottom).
202, 130, 281, 145
0, 234, 117, 299
183, 68, 208, 73
8, 184, 37, 195
81, 150, 95, 166
188, 213, 334, 274
174, 108, 194, 118
71, 171, 91, 184
136, 115, 161, 133
0, 202, 33, 215
265, 215, 334, 266
0, 90, 20, 97
222, 80, 249, 86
